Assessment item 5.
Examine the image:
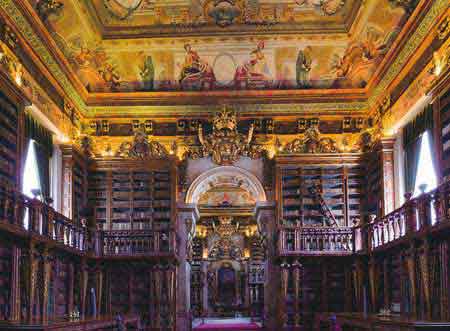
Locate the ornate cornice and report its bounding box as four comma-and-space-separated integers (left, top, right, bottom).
368, 0, 448, 107
0, 0, 85, 111
85, 102, 368, 119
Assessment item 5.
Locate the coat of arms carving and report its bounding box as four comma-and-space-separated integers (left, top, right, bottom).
186, 108, 263, 165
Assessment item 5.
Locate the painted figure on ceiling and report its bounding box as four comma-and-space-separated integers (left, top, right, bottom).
331, 27, 387, 88
99, 63, 121, 91
234, 41, 272, 89
295, 0, 345, 15
296, 46, 313, 88
139, 55, 155, 91
73, 46, 108, 92
179, 44, 216, 90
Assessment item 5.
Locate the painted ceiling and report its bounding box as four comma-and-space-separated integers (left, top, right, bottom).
26, 0, 415, 97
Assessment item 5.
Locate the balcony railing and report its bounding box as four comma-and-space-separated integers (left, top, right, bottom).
0, 187, 87, 252
364, 181, 450, 251
278, 226, 354, 255
100, 229, 177, 257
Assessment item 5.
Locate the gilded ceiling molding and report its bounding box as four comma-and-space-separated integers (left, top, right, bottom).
85, 102, 368, 118
0, 0, 85, 110
369, 0, 448, 107
438, 14, 450, 40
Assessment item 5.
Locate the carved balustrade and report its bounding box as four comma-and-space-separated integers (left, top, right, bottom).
364, 181, 450, 251
0, 187, 87, 252
278, 226, 354, 255
101, 229, 176, 256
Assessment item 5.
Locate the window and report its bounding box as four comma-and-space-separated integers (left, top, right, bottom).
413, 131, 437, 226
413, 131, 437, 197
22, 140, 42, 199
22, 140, 42, 229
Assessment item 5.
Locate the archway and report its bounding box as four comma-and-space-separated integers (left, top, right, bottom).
185, 166, 267, 205
186, 166, 267, 323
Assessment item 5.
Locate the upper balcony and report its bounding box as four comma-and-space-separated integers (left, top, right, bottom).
0, 187, 177, 259
277, 226, 354, 257
356, 181, 450, 253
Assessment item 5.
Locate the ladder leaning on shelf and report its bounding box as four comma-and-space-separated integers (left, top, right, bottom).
308, 185, 338, 227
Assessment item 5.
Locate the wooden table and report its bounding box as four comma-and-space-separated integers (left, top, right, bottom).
0, 315, 141, 331
315, 312, 450, 331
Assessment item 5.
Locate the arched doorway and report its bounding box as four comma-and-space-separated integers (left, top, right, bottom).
185, 166, 267, 321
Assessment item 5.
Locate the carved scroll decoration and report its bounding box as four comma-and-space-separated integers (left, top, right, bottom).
283, 126, 340, 154
116, 130, 168, 159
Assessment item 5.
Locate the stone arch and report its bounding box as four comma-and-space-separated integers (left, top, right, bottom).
185, 166, 266, 205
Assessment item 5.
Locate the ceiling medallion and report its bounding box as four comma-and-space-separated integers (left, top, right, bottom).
116, 129, 168, 159
186, 107, 264, 165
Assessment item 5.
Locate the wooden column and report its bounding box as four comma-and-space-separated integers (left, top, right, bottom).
383, 258, 390, 309
419, 242, 432, 319
28, 242, 38, 323
368, 258, 377, 312
293, 260, 302, 327
154, 266, 162, 329
129, 268, 134, 314
379, 138, 396, 216
279, 261, 289, 328
41, 248, 51, 323
176, 203, 199, 331
344, 264, 353, 312
80, 260, 88, 318
353, 258, 364, 311
321, 261, 328, 312
202, 262, 209, 315
10, 245, 21, 322
95, 265, 103, 317
149, 267, 155, 328
68, 262, 74, 315
440, 240, 449, 320
406, 247, 418, 318
167, 264, 176, 329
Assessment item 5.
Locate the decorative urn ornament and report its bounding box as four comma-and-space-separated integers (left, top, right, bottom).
104, 0, 143, 20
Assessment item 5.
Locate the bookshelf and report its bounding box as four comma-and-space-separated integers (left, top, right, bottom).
440, 97, 450, 179
53, 260, 69, 318
0, 92, 18, 188
279, 161, 363, 227
88, 159, 176, 230
61, 146, 88, 221
0, 245, 11, 320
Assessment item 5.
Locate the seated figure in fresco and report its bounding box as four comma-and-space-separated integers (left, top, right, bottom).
234, 41, 273, 89
179, 44, 216, 90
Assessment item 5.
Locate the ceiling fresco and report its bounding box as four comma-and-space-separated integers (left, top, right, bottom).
90, 0, 356, 33
24, 0, 416, 96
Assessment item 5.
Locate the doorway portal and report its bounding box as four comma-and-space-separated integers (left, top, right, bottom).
185, 166, 267, 320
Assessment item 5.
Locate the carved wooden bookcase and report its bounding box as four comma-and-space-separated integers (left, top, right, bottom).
87, 157, 177, 231
275, 154, 364, 227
